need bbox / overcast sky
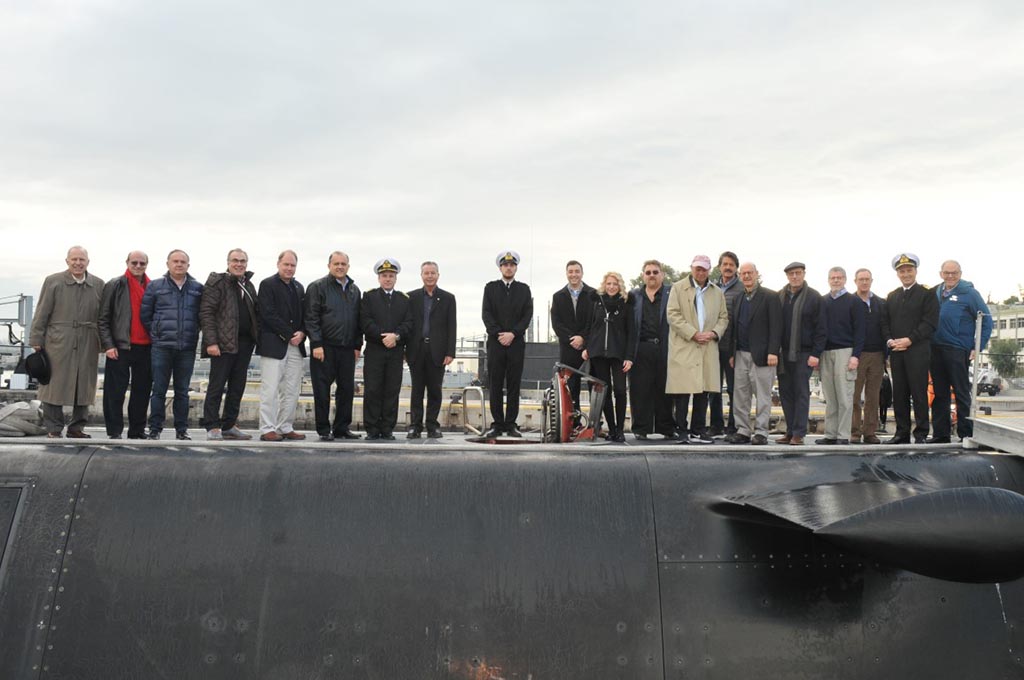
[2,0,1022,339]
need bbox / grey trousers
[733,351,776,437]
[42,402,90,435]
[820,347,855,439]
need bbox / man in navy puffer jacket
[140,249,204,440]
[929,260,992,442]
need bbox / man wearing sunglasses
[98,251,152,439]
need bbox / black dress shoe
[107,434,122,439]
[426,429,443,439]
[751,434,768,445]
[337,430,361,439]
[611,431,626,443]
[725,433,750,444]
[817,438,838,445]
[175,431,191,441]
[884,436,910,444]
[319,433,335,442]
[914,437,927,444]
[925,435,951,444]
[483,427,503,438]
[633,433,649,440]
[365,433,381,441]
[835,439,850,445]
[406,428,422,439]
[380,433,395,441]
[506,426,523,438]
[146,430,161,440]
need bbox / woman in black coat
[582,272,635,442]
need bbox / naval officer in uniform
[880,253,939,444]
[482,250,533,438]
[360,258,413,440]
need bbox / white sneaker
[207,429,223,440]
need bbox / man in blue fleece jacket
[929,260,993,443]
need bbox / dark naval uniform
[881,280,939,443]
[481,278,533,434]
[361,286,413,439]
[407,286,457,437]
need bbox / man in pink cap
[666,254,730,444]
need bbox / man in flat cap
[881,253,939,444]
[666,254,729,444]
[406,261,457,439]
[30,246,104,438]
[305,251,363,441]
[481,250,533,437]
[777,262,825,446]
[361,258,413,440]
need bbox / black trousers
[201,340,255,431]
[102,344,152,438]
[590,356,627,435]
[487,339,525,431]
[891,345,931,440]
[673,392,710,435]
[779,353,814,437]
[363,346,404,437]
[629,341,674,435]
[311,344,356,436]
[409,346,445,431]
[708,349,735,432]
[930,344,972,439]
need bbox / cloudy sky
[2,0,1022,339]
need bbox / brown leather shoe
[259,432,283,442]
[850,436,861,443]
[789,436,805,446]
[66,430,92,439]
[775,435,792,444]
[863,435,881,444]
[281,431,306,440]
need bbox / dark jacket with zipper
[304,275,363,349]
[584,292,635,361]
[98,273,148,351]
[199,271,259,356]
[140,272,204,351]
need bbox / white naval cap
[374,258,401,274]
[496,250,521,266]
[891,253,920,269]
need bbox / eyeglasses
[940,270,961,276]
[643,270,660,276]
[229,258,248,264]
[129,261,148,266]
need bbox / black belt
[640,338,660,344]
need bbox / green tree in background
[988,338,1020,378]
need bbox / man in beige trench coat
[666,254,730,444]
[30,246,104,438]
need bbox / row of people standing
[31,246,457,441]
[548,252,992,445]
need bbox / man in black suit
[256,250,307,441]
[725,262,782,445]
[550,260,595,419]
[880,253,939,444]
[361,258,413,441]
[406,261,457,439]
[482,250,533,438]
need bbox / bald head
[738,262,758,292]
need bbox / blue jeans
[149,346,196,433]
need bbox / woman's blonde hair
[597,271,628,301]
